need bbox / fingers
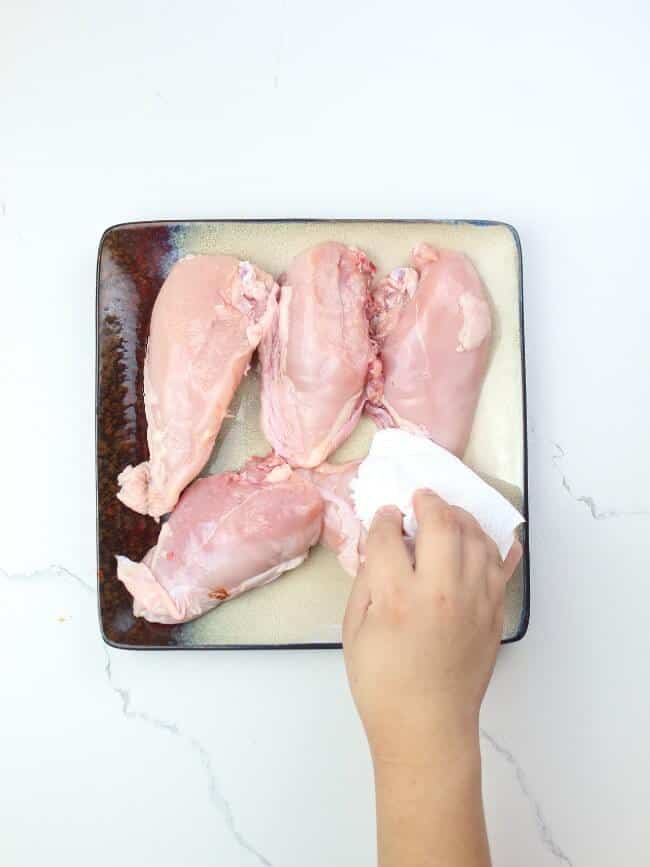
[443,505,499,565]
[412,490,461,580]
[449,507,502,593]
[459,530,489,589]
[364,491,523,623]
[487,537,523,603]
[413,491,508,597]
[502,538,523,582]
[363,506,412,585]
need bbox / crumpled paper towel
[350,429,524,559]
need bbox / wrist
[370,714,481,774]
[372,722,488,867]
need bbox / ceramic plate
[96,220,529,649]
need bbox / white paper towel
[350,429,524,559]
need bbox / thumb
[502,539,523,582]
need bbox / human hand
[343,489,522,767]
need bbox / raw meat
[116,455,324,624]
[259,242,380,468]
[367,244,492,457]
[299,461,365,577]
[117,254,279,518]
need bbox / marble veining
[2,544,574,867]
[480,729,573,866]
[550,441,650,521]
[0,434,645,866]
[1,564,273,867]
[4,5,650,861]
[103,653,274,867]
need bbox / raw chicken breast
[117,255,279,518]
[116,456,324,624]
[299,461,365,577]
[367,244,492,457]
[260,242,380,468]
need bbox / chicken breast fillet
[116,455,324,624]
[367,244,492,457]
[298,461,365,577]
[117,254,279,518]
[259,242,379,468]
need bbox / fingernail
[376,504,401,516]
[413,487,435,498]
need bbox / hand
[343,489,522,767]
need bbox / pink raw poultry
[299,461,365,577]
[117,254,278,519]
[367,244,492,457]
[116,456,324,624]
[260,242,380,468]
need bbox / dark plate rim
[96,218,530,650]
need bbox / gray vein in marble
[0,563,95,593]
[481,728,573,866]
[551,442,650,520]
[0,564,272,867]
[104,653,272,866]
[103,653,273,866]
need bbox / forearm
[373,729,490,867]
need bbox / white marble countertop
[2,1,650,864]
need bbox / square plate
[96,220,529,649]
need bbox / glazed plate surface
[96,220,529,649]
